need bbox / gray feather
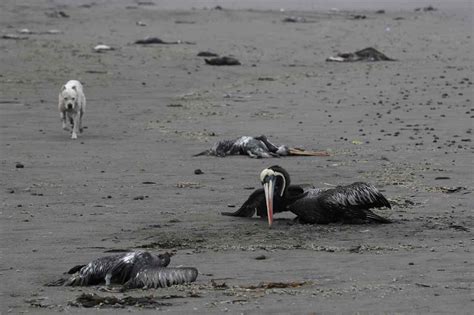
[124,267,198,289]
[62,251,172,286]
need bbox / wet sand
[1,1,472,313]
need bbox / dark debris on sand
[282,16,312,23]
[240,281,310,290]
[197,51,219,57]
[69,293,172,308]
[135,37,195,45]
[205,56,241,66]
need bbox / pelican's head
[260,165,290,227]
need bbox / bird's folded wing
[321,182,391,210]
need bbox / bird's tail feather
[366,211,392,223]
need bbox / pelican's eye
[260,168,275,183]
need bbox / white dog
[58,80,86,139]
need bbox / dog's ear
[62,85,66,91]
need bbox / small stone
[255,255,267,260]
[194,169,204,175]
[15,163,24,168]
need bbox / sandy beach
[1,0,472,313]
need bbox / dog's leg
[71,113,79,139]
[60,111,68,130]
[78,110,83,133]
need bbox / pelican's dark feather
[289,182,391,224]
[67,264,86,274]
[124,267,198,289]
[105,251,170,285]
[221,188,265,217]
[222,185,307,218]
[319,182,390,209]
[59,251,174,287]
[66,254,125,286]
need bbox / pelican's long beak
[263,176,275,227]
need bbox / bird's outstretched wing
[124,267,198,289]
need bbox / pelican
[47,251,198,289]
[223,165,391,226]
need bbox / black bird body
[48,251,198,289]
[223,166,391,225]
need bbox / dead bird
[326,47,395,62]
[46,251,198,289]
[197,51,219,57]
[194,135,329,158]
[282,16,309,23]
[204,56,241,66]
[134,37,195,45]
[223,165,391,226]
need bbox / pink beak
[263,179,275,227]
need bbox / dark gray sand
[1,1,473,313]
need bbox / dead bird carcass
[47,251,198,289]
[326,47,395,62]
[194,135,329,158]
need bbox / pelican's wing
[354,47,396,61]
[124,267,198,289]
[65,254,125,286]
[45,264,87,286]
[316,182,391,223]
[221,188,265,217]
[106,251,170,285]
